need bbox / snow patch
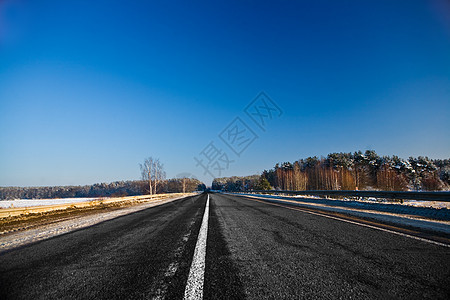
[0,198,99,208]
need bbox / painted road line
[244,195,450,248]
[184,194,210,300]
[152,218,197,300]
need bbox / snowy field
[0,198,99,208]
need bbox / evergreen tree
[256,176,272,190]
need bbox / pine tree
[256,176,272,190]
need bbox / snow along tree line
[212,150,449,192]
[0,178,205,200]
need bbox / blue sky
[1,0,449,187]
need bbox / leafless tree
[140,157,166,195]
[182,177,186,193]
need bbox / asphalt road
[1,192,449,299]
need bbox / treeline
[0,178,206,200]
[212,151,450,192]
[211,175,262,191]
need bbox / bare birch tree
[140,157,166,195]
[152,159,166,194]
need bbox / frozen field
[0,198,99,208]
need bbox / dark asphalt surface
[0,194,207,299]
[1,192,449,299]
[212,193,450,299]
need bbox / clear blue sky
[1,0,449,187]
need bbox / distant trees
[0,181,146,200]
[165,177,203,193]
[211,150,449,192]
[212,175,260,192]
[140,157,166,195]
[197,183,207,191]
[0,157,207,200]
[3,151,447,199]
[261,151,448,191]
[0,178,205,200]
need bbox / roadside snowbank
[0,194,192,253]
[232,193,450,221]
[226,192,450,235]
[0,198,99,208]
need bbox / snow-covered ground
[0,194,190,253]
[391,200,450,209]
[290,195,450,209]
[0,198,99,208]
[225,192,450,237]
[242,193,450,210]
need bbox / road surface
[1,192,449,299]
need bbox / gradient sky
[1,0,449,187]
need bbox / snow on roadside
[0,198,99,208]
[0,194,190,253]
[331,197,450,210]
[392,200,450,209]
[227,193,450,235]
[230,193,450,221]
[257,193,449,210]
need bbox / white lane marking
[184,194,210,300]
[241,195,450,248]
[152,214,198,300]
